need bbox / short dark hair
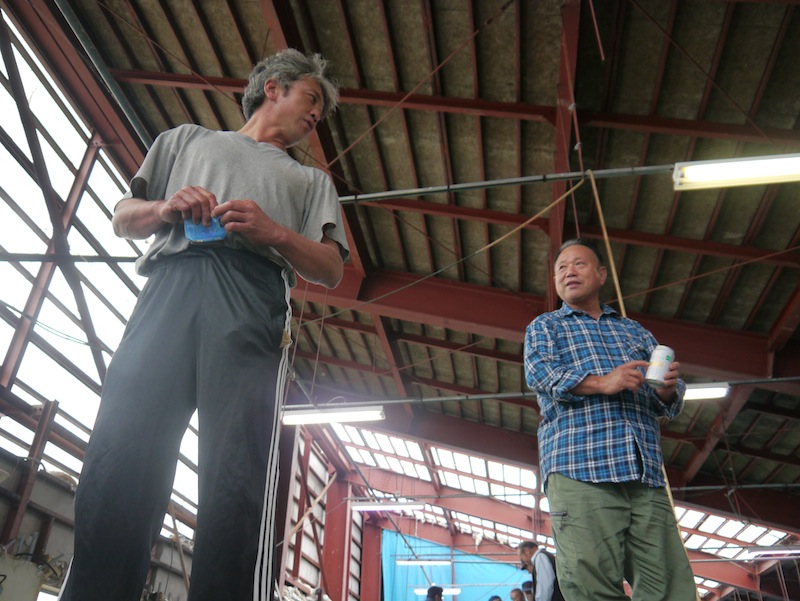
[426,585,444,598]
[522,580,534,591]
[554,238,604,266]
[518,540,537,552]
[489,596,502,601]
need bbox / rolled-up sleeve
[524,319,586,403]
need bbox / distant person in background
[521,580,534,601]
[518,541,563,601]
[524,238,697,601]
[489,596,502,601]
[510,588,525,601]
[425,585,444,601]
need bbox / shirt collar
[557,302,619,318]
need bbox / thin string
[590,172,701,601]
[283,471,338,542]
[308,287,330,398]
[324,0,515,171]
[300,178,586,328]
[587,170,625,316]
[628,0,783,150]
[94,1,240,106]
[614,245,800,305]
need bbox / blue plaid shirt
[524,303,685,489]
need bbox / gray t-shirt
[125,124,349,285]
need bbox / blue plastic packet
[184,216,226,244]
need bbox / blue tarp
[381,530,529,600]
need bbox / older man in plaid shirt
[524,239,697,601]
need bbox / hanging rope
[588,171,701,601]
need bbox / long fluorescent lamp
[745,545,800,558]
[684,383,730,401]
[281,405,385,425]
[351,500,425,512]
[673,153,800,190]
[397,559,452,566]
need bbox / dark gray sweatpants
[59,248,291,601]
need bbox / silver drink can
[645,345,675,387]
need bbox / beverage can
[645,345,675,387]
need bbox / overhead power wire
[299,178,586,329]
[284,376,800,412]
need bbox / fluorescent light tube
[684,383,730,401]
[746,545,800,557]
[397,559,452,566]
[281,405,385,425]
[673,153,800,190]
[351,500,425,512]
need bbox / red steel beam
[682,479,800,535]
[370,515,517,560]
[3,0,144,177]
[682,386,755,482]
[295,267,797,385]
[395,332,522,365]
[340,466,545,536]
[360,520,383,601]
[0,138,101,387]
[320,478,353,601]
[106,68,800,146]
[345,198,800,269]
[580,109,800,146]
[375,405,539,469]
[290,431,314,580]
[0,399,58,544]
[768,285,800,352]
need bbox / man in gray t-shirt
[60,49,349,601]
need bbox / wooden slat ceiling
[3,1,799,598]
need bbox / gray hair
[554,238,604,266]
[241,48,339,121]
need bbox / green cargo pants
[547,473,698,601]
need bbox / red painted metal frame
[106,68,800,146]
[320,477,354,601]
[0,399,58,544]
[360,520,382,601]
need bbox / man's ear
[263,78,280,101]
[599,265,608,285]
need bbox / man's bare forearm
[112,198,174,239]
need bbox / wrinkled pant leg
[183,250,291,601]
[59,263,198,601]
[625,484,698,601]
